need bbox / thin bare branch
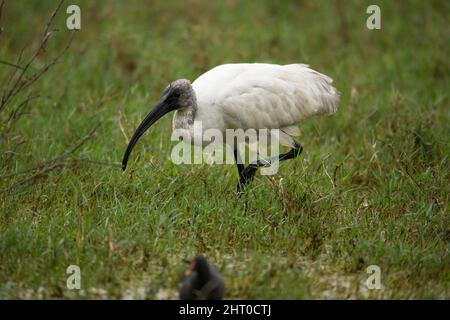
[3,46,26,89]
[42,0,65,40]
[0,93,40,136]
[0,123,102,193]
[0,155,120,180]
[70,157,122,168]
[12,32,75,97]
[0,163,65,195]
[0,0,66,112]
[66,122,101,155]
[0,60,25,70]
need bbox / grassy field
[0,0,449,299]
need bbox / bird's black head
[188,255,210,277]
[163,79,195,110]
[121,79,194,171]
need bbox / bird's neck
[173,104,197,130]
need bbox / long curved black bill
[122,99,172,171]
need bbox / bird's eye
[160,84,172,98]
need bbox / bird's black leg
[234,149,254,193]
[240,140,303,179]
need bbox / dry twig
[0,0,72,130]
[0,123,120,195]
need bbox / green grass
[0,0,449,299]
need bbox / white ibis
[179,256,225,300]
[122,63,339,192]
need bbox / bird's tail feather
[288,64,340,116]
[310,70,340,116]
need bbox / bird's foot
[236,165,258,195]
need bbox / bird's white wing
[193,63,339,132]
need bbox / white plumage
[175,63,339,147]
